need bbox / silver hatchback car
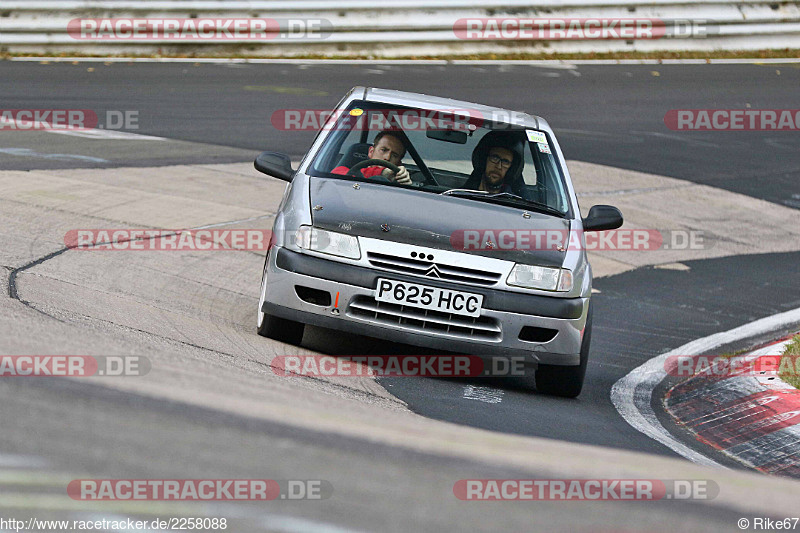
[255,87,622,397]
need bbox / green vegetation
[779,335,800,390]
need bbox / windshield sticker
[526,130,547,144]
[349,108,364,116]
[537,142,552,154]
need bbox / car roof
[358,87,551,132]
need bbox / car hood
[310,177,568,267]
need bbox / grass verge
[779,335,800,390]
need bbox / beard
[484,173,504,191]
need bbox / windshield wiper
[442,189,565,217]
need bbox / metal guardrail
[0,0,797,8]
[1,1,799,56]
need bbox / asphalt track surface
[4,61,800,208]
[2,61,800,531]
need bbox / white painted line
[450,60,578,69]
[749,338,792,357]
[265,516,366,533]
[707,58,800,64]
[0,114,165,141]
[191,214,276,231]
[755,374,795,390]
[0,147,109,163]
[0,453,48,468]
[611,306,800,467]
[462,385,503,404]
[48,129,167,141]
[10,56,451,65]
[653,263,691,271]
[12,57,256,63]
[748,339,795,390]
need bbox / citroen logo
[381,224,390,232]
[425,265,441,278]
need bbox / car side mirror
[254,151,294,182]
[582,205,623,232]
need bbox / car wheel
[535,301,592,398]
[257,252,305,345]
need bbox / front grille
[347,295,501,341]
[366,251,502,287]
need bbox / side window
[331,128,368,170]
[521,141,569,213]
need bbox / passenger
[464,131,525,193]
[331,130,412,184]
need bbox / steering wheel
[347,158,399,182]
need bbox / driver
[331,131,412,185]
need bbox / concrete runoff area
[2,159,800,525]
[568,160,800,278]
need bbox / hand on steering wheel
[346,158,399,183]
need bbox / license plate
[374,278,483,318]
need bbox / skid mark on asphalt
[462,385,503,404]
[784,194,800,209]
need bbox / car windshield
[307,100,572,217]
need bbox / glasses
[487,154,512,168]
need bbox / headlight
[507,264,573,292]
[295,226,361,260]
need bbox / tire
[535,301,593,398]
[257,252,305,345]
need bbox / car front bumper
[262,247,589,366]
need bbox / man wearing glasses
[464,130,525,194]
[479,148,516,193]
